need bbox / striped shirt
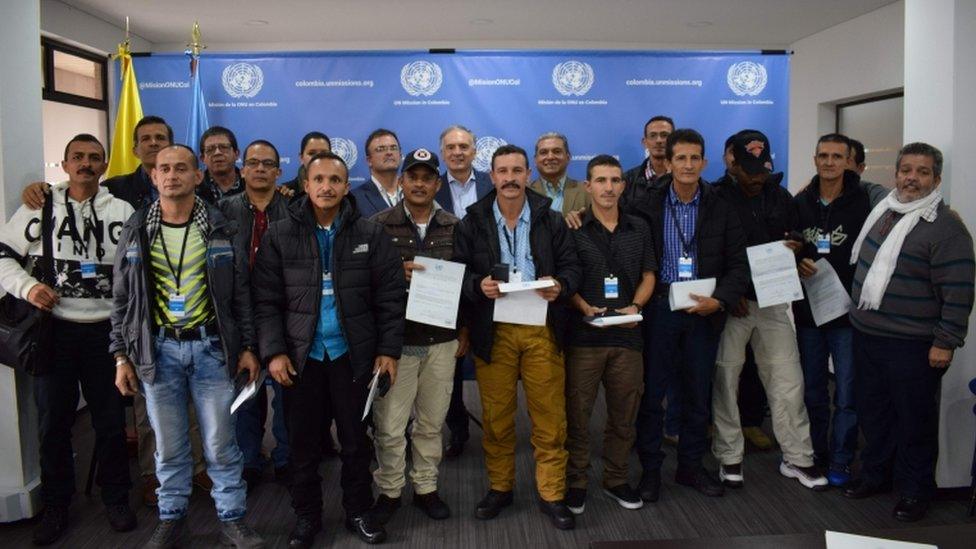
[659,185,700,283]
[150,221,214,329]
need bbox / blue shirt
[448,171,479,219]
[309,224,349,362]
[541,176,567,213]
[660,185,700,283]
[492,199,535,280]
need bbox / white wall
[788,1,904,191]
[40,0,152,55]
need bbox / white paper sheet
[801,259,852,326]
[362,370,381,421]
[230,370,267,414]
[498,279,556,293]
[669,278,717,311]
[747,241,804,308]
[405,256,465,329]
[825,531,936,549]
[586,313,643,327]
[493,287,548,326]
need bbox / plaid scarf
[146,196,211,242]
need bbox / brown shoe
[193,471,213,493]
[142,474,159,507]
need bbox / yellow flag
[105,48,144,178]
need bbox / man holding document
[454,144,581,530]
[563,155,657,514]
[252,152,405,546]
[369,149,467,524]
[709,130,826,491]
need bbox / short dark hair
[586,154,622,180]
[643,115,675,137]
[63,133,105,161]
[306,151,349,180]
[490,144,530,171]
[199,126,238,154]
[244,139,280,166]
[365,128,399,156]
[848,138,866,165]
[816,133,851,154]
[896,142,943,178]
[665,129,705,161]
[157,144,199,168]
[133,115,173,144]
[300,131,332,155]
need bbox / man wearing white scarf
[845,143,974,522]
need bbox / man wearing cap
[369,149,467,525]
[710,130,827,491]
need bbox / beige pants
[712,301,814,467]
[134,392,206,476]
[372,339,458,497]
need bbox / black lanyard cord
[64,188,104,261]
[666,200,695,257]
[159,224,191,290]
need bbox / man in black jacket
[453,144,581,530]
[103,115,173,208]
[197,126,245,205]
[710,130,826,492]
[627,129,749,502]
[622,114,673,206]
[281,131,332,195]
[252,152,405,547]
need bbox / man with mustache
[454,144,581,530]
[529,132,589,215]
[252,152,405,547]
[563,155,657,515]
[197,126,245,204]
[0,134,136,545]
[352,128,403,218]
[369,149,468,525]
[623,115,674,204]
[434,124,493,459]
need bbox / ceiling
[60,0,898,51]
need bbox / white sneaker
[719,463,744,487]
[779,461,828,491]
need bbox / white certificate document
[405,256,465,329]
[498,279,555,293]
[747,241,804,308]
[669,278,717,311]
[362,370,381,421]
[586,314,643,327]
[801,259,852,326]
[493,288,548,326]
[825,531,936,549]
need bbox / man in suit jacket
[529,132,589,215]
[434,125,493,459]
[350,128,402,218]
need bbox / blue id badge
[168,293,186,318]
[322,272,334,296]
[80,260,97,279]
[678,256,694,280]
[817,233,831,254]
[604,276,619,299]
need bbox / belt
[158,322,218,341]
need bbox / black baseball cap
[732,130,774,175]
[401,148,440,173]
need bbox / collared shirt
[492,198,535,280]
[448,171,478,219]
[309,224,349,362]
[644,160,664,183]
[371,175,401,208]
[541,175,567,213]
[660,184,700,283]
[404,202,440,241]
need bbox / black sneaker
[288,515,321,549]
[345,513,387,544]
[371,494,401,525]
[638,470,662,503]
[219,519,266,548]
[603,484,644,510]
[144,517,186,549]
[413,490,450,520]
[565,488,586,515]
[32,505,68,546]
[105,503,137,532]
[474,489,513,520]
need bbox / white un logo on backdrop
[473,136,507,173]
[726,61,768,96]
[400,61,443,96]
[221,63,264,98]
[552,60,594,96]
[331,138,358,170]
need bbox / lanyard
[666,199,695,257]
[63,188,104,261]
[159,224,191,289]
[502,223,518,267]
[818,200,833,233]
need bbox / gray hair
[439,125,476,146]
[896,142,943,178]
[535,132,570,155]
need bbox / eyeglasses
[204,143,233,155]
[244,159,278,168]
[372,145,400,154]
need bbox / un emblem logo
[727,61,768,96]
[473,136,507,173]
[400,61,443,96]
[221,63,264,99]
[331,138,358,170]
[552,60,594,97]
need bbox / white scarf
[849,187,942,310]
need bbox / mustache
[501,182,520,189]
[77,168,95,175]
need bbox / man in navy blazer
[435,125,493,458]
[350,128,403,218]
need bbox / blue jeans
[797,326,857,467]
[142,334,246,521]
[236,378,290,470]
[636,296,720,473]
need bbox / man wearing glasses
[198,126,245,205]
[352,128,403,218]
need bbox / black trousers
[34,318,130,507]
[444,355,470,441]
[738,347,768,428]
[284,355,372,518]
